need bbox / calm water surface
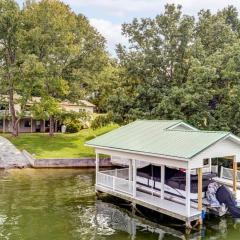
[0,169,239,240]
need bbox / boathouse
[86,120,240,226]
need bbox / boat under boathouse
[86,120,240,227]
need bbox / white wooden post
[209,158,212,173]
[220,166,223,178]
[129,159,133,181]
[96,153,99,185]
[186,168,191,217]
[129,159,133,192]
[133,159,136,198]
[161,165,165,200]
[233,155,237,196]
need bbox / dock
[96,167,201,225]
[86,120,240,227]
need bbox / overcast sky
[16,0,240,55]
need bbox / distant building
[0,95,96,133]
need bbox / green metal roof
[86,120,230,159]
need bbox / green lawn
[1,124,119,159]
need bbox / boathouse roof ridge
[86,120,238,160]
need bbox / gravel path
[0,136,30,168]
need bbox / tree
[21,0,109,135]
[110,4,195,123]
[109,4,240,135]
[0,0,44,136]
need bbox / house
[0,95,95,133]
[86,120,240,227]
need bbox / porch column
[133,159,136,198]
[96,153,100,185]
[186,168,191,217]
[233,155,237,196]
[198,167,203,223]
[161,165,165,200]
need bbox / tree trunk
[9,89,19,137]
[11,119,19,137]
[49,116,54,136]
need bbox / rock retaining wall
[34,158,112,168]
[0,137,31,169]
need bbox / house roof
[79,100,96,107]
[86,120,233,159]
[60,100,95,107]
[0,94,95,108]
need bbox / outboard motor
[216,186,240,218]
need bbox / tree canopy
[0,0,112,136]
[108,4,240,135]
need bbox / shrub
[65,119,82,133]
[91,114,112,130]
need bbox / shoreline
[33,157,112,168]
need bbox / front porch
[0,117,61,133]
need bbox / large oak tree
[0,0,110,136]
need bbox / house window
[0,120,3,128]
[24,120,31,128]
[79,109,86,113]
[203,159,209,166]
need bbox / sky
[16,0,240,55]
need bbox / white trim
[191,137,240,166]
[228,134,240,144]
[89,145,189,162]
[167,122,198,131]
[96,148,189,169]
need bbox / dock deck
[96,169,201,223]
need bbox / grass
[1,124,119,159]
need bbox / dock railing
[220,166,240,181]
[97,168,133,195]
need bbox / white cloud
[66,0,165,16]
[65,0,240,17]
[90,18,128,55]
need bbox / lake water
[0,169,239,240]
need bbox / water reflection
[95,201,186,239]
[0,169,238,240]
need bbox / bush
[91,114,112,130]
[65,119,82,133]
